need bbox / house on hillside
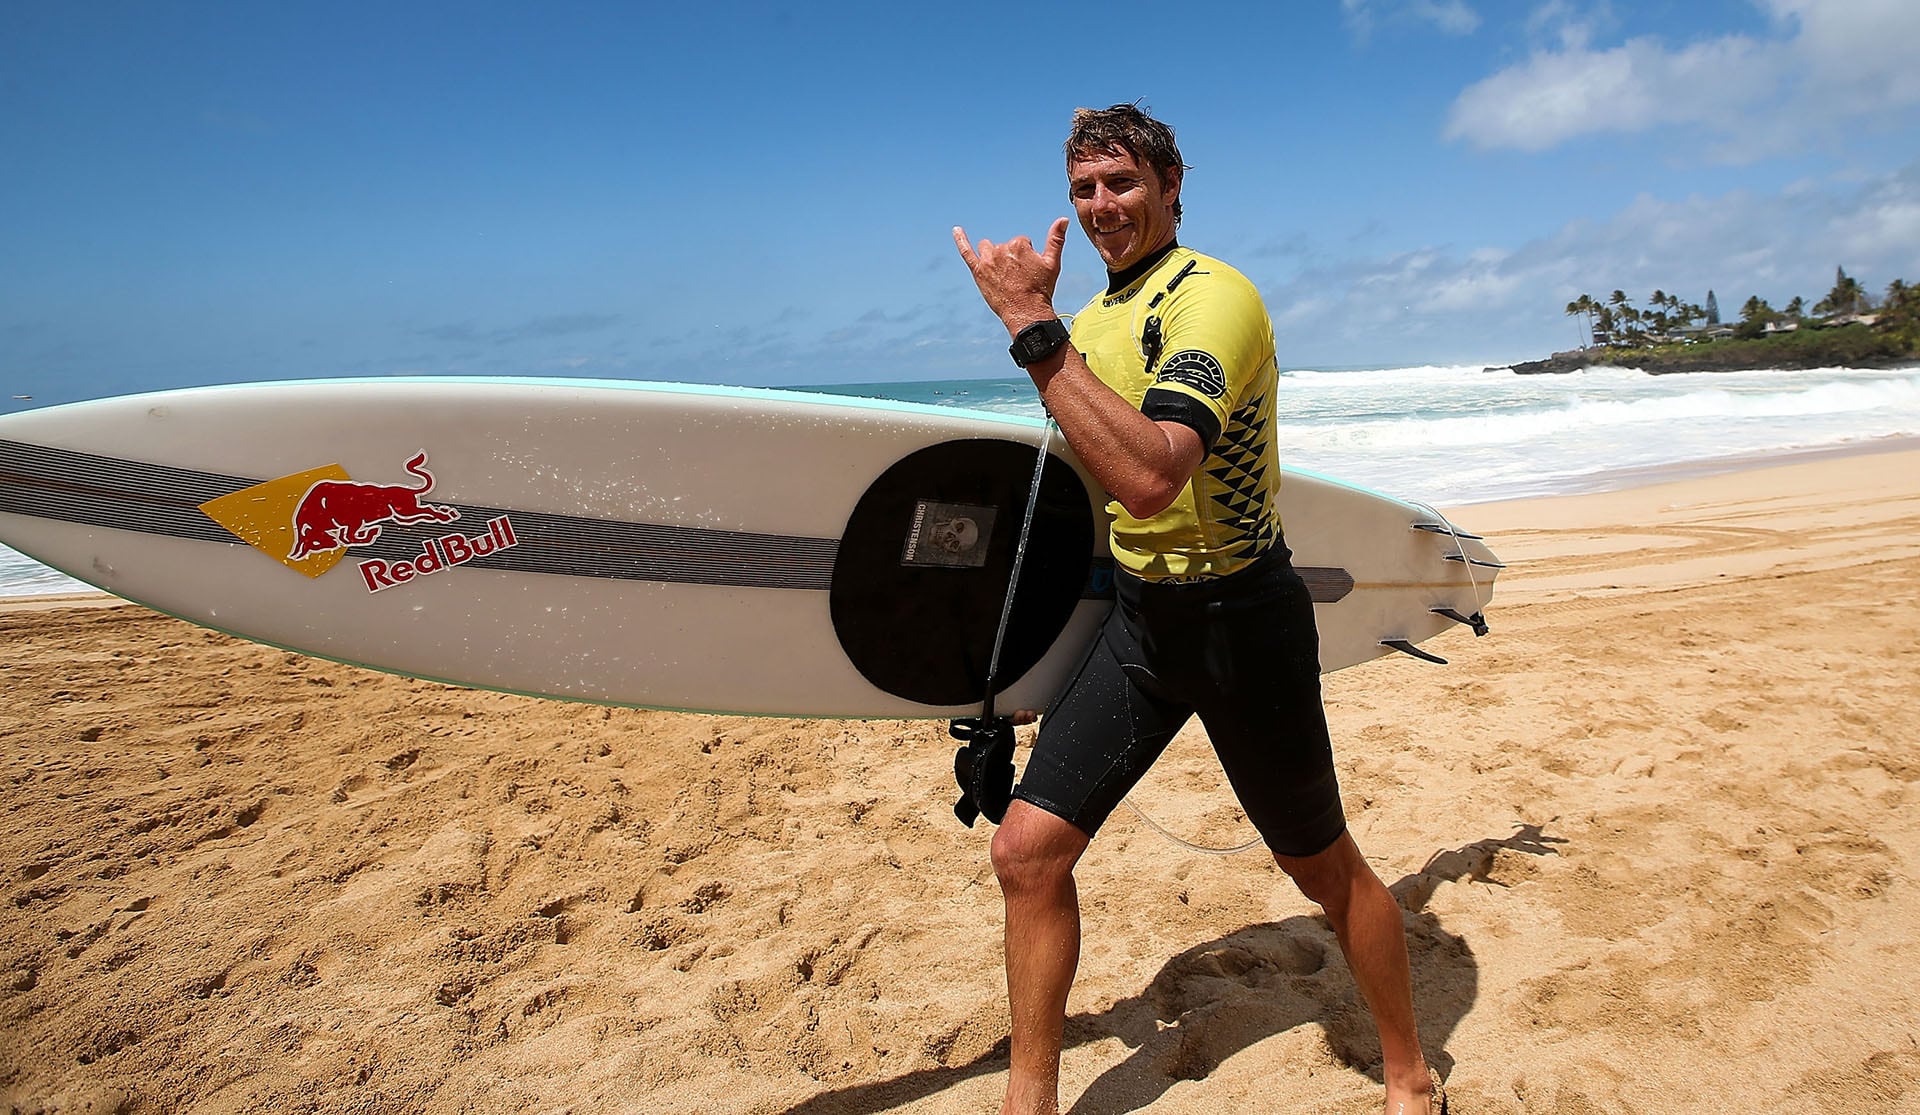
[1666,323,1736,342]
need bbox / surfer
[953,104,1444,1115]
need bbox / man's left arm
[1136,274,1271,458]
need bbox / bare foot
[1385,1069,1445,1115]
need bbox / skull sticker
[901,500,999,568]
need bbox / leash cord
[980,419,1056,718]
[1119,795,1265,856]
[993,418,1263,857]
[1411,500,1483,601]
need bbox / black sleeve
[1142,387,1222,454]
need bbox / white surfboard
[0,378,1500,717]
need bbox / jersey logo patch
[1157,350,1227,399]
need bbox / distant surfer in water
[953,104,1444,1115]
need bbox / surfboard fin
[1381,639,1449,665]
[1413,522,1484,540]
[950,717,1018,828]
[1443,553,1507,569]
[1431,607,1490,636]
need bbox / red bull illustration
[287,451,460,561]
[199,449,523,591]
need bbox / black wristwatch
[1008,318,1070,368]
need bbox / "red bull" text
[360,516,519,593]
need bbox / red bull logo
[360,516,518,593]
[287,451,459,560]
[198,449,522,592]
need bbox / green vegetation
[1524,322,1911,375]
[1563,288,1709,346]
[1517,266,1920,375]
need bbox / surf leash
[951,418,1056,828]
[1118,796,1264,856]
[949,422,1265,855]
[1117,505,1496,857]
[1112,648,1264,856]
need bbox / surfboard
[0,378,1500,717]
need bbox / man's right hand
[952,217,1070,337]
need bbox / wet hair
[1064,102,1187,225]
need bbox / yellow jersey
[1068,245,1281,581]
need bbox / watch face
[1012,320,1066,366]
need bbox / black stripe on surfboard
[0,438,252,546]
[0,437,1354,603]
[0,437,842,591]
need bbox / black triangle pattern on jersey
[1203,392,1276,558]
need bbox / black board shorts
[1015,548,1347,857]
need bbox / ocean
[4,361,1917,597]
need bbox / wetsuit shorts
[1014,548,1347,857]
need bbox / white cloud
[1446,0,1920,152]
[1418,259,1523,312]
[1524,0,1607,50]
[1262,163,1920,364]
[1411,0,1480,35]
[1827,177,1920,265]
[1766,0,1920,110]
[1444,34,1771,150]
[1343,0,1481,41]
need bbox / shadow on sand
[776,823,1564,1115]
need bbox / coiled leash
[951,418,1056,827]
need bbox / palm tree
[1646,289,1674,337]
[1624,304,1649,345]
[1603,290,1636,344]
[1737,295,1776,338]
[1815,266,1868,318]
[1882,279,1918,343]
[1564,293,1599,347]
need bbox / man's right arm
[952,220,1205,519]
[1019,345,1205,520]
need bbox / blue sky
[3,0,1918,406]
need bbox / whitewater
[3,362,1916,596]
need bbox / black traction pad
[829,439,1094,707]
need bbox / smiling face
[1068,147,1182,272]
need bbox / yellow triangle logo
[200,465,351,578]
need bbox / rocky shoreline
[1496,350,1918,375]
[1492,325,1918,375]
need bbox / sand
[3,448,1918,1114]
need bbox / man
[952,104,1444,1115]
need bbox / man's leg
[990,800,1093,1115]
[1275,831,1438,1115]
